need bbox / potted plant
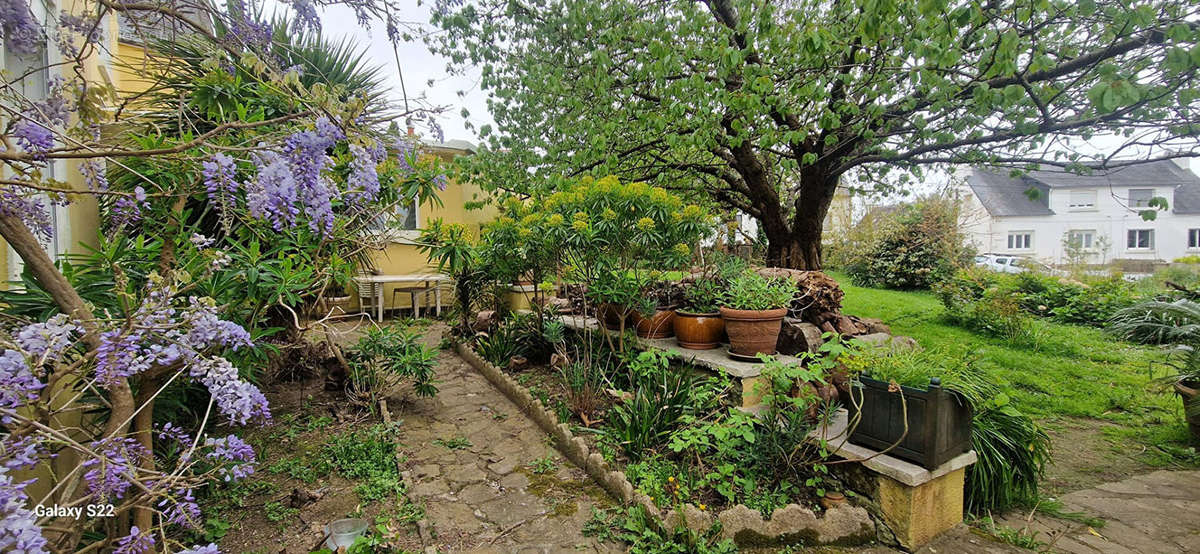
[587,269,641,331]
[630,282,677,339]
[841,349,975,469]
[317,279,354,316]
[1111,299,1200,443]
[719,270,795,358]
[675,278,725,349]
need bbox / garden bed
[456,342,878,548]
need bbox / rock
[834,315,864,336]
[891,335,919,352]
[777,318,824,355]
[289,487,322,508]
[718,504,770,543]
[860,317,891,335]
[663,504,714,533]
[856,332,893,348]
[474,310,496,332]
[812,505,875,545]
[545,296,574,314]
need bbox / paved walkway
[994,469,1200,553]
[391,347,618,553]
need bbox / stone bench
[559,314,976,549]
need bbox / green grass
[829,272,1193,459]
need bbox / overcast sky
[316,3,493,145]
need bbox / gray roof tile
[969,160,1200,215]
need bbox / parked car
[974,254,1062,275]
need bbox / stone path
[391,347,619,553]
[994,469,1200,553]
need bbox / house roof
[967,170,1053,217]
[420,139,477,154]
[968,160,1200,216]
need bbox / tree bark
[755,168,838,270]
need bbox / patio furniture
[352,273,449,321]
[355,281,383,319]
[392,282,439,318]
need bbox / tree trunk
[760,173,837,270]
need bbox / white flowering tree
[0,0,445,550]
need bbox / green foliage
[418,219,491,335]
[1174,255,1200,264]
[432,0,1200,269]
[432,436,472,450]
[602,352,714,461]
[844,198,970,290]
[475,320,527,367]
[720,270,795,311]
[529,455,560,475]
[936,267,1143,332]
[348,325,438,406]
[583,506,737,554]
[324,424,408,503]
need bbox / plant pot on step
[720,307,788,357]
[1175,380,1200,444]
[631,307,677,339]
[846,376,973,469]
[674,311,725,349]
[318,295,354,316]
[597,303,630,331]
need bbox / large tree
[432,0,1200,269]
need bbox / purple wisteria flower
[0,467,47,553]
[201,153,238,202]
[190,233,215,249]
[204,435,255,482]
[81,437,148,502]
[0,0,42,55]
[159,487,201,528]
[12,119,53,155]
[1,435,42,471]
[291,0,320,34]
[80,159,108,191]
[0,350,43,423]
[155,422,191,445]
[30,77,72,127]
[178,544,220,554]
[94,330,151,386]
[16,314,80,358]
[0,188,51,239]
[113,526,154,554]
[247,150,299,230]
[56,12,103,57]
[189,357,270,426]
[345,144,381,205]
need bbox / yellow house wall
[360,151,496,313]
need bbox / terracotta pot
[820,491,847,510]
[631,307,677,339]
[1176,380,1200,444]
[318,295,354,316]
[597,303,630,330]
[673,311,725,350]
[720,307,787,357]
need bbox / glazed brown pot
[631,307,677,339]
[720,307,788,357]
[673,311,725,350]
[1176,380,1200,443]
[597,303,630,330]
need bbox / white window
[1188,229,1200,249]
[1068,190,1097,211]
[1067,230,1095,250]
[1127,229,1154,250]
[1007,232,1032,250]
[368,197,419,235]
[1129,188,1155,208]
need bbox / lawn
[829,271,1199,493]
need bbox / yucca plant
[965,398,1051,514]
[1110,299,1200,438]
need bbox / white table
[352,273,449,321]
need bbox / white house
[957,160,1200,265]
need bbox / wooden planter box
[846,377,973,470]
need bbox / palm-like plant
[1111,299,1200,426]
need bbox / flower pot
[597,303,630,330]
[1175,380,1200,444]
[674,311,725,350]
[846,377,973,469]
[631,307,677,339]
[720,307,787,357]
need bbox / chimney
[406,117,415,136]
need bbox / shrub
[1174,255,1200,264]
[347,325,438,407]
[844,196,971,290]
[936,268,1143,330]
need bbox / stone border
[455,342,874,547]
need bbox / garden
[5,0,1200,552]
